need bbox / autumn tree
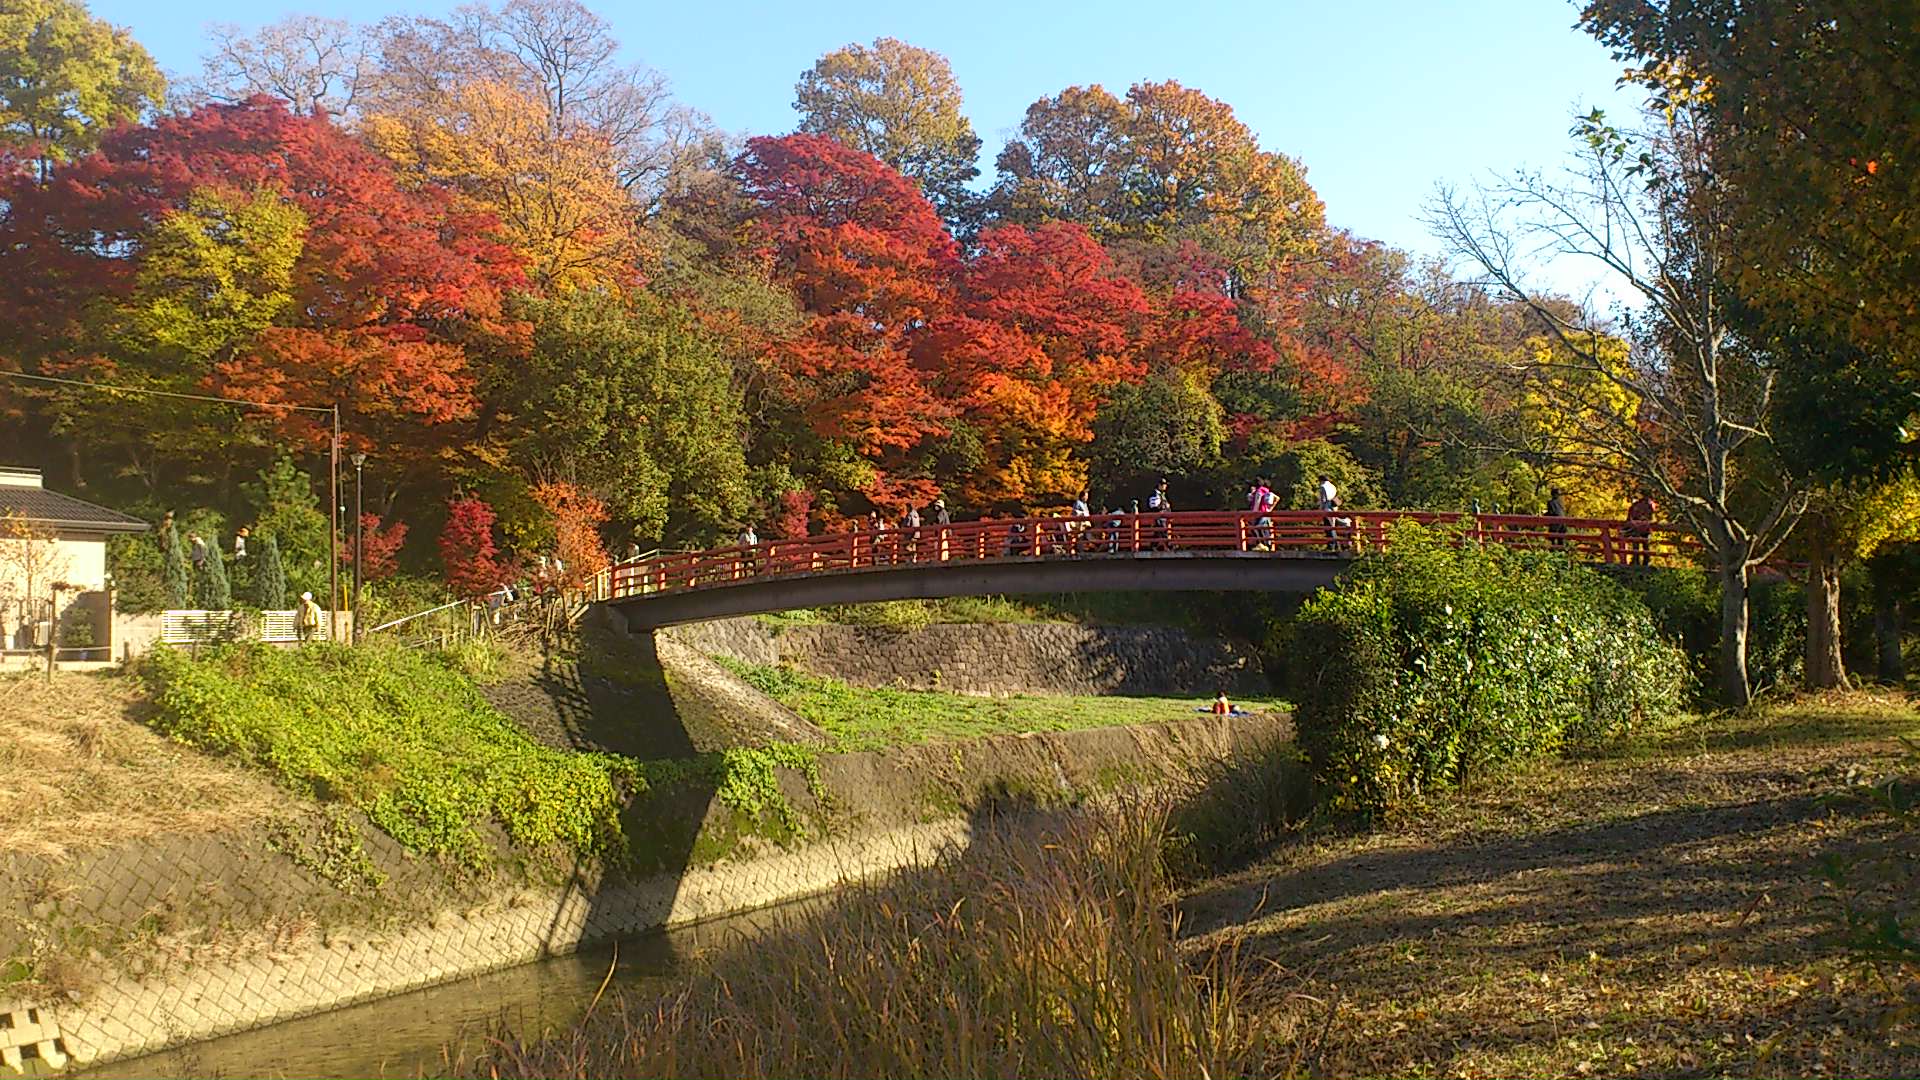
[794,38,981,228]
[1432,105,1803,706]
[735,133,958,513]
[532,480,608,585]
[367,0,699,200]
[440,496,506,597]
[0,0,164,172]
[1579,0,1920,372]
[364,77,640,290]
[922,222,1148,506]
[342,514,408,582]
[991,81,1324,292]
[0,99,527,483]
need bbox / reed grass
[461,800,1275,1079]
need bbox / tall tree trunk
[1804,547,1849,690]
[1874,590,1905,684]
[1719,561,1753,707]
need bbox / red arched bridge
[597,510,1695,630]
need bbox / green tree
[195,531,232,610]
[246,454,329,599]
[251,532,288,609]
[516,291,750,546]
[160,521,190,608]
[794,37,981,229]
[0,0,164,171]
[1089,368,1225,500]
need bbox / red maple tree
[736,134,958,509]
[440,496,507,598]
[4,99,527,470]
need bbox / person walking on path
[1545,488,1568,547]
[296,591,324,643]
[903,504,922,561]
[1070,490,1091,553]
[1318,475,1342,551]
[1626,491,1657,565]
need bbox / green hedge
[140,643,637,862]
[1289,524,1689,813]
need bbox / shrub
[461,802,1264,1080]
[139,643,635,862]
[107,533,169,613]
[1290,523,1689,814]
[251,534,288,609]
[1612,567,1808,694]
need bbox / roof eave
[12,518,151,535]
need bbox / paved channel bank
[0,712,1285,1074]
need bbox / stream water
[76,899,815,1080]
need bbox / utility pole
[329,406,341,643]
[350,451,366,643]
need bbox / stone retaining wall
[0,713,1285,1074]
[665,618,1269,697]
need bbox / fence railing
[604,510,1699,602]
[157,609,329,645]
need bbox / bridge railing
[605,510,1698,601]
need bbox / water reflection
[80,897,820,1080]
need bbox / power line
[0,369,336,415]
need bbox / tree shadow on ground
[1184,716,1920,1078]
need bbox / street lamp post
[350,451,366,643]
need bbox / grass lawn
[718,659,1285,752]
[1183,692,1920,1078]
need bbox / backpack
[1148,491,1165,511]
[1257,488,1277,513]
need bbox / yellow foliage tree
[1514,334,1641,516]
[364,79,640,292]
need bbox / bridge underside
[607,551,1351,630]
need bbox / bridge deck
[598,510,1694,629]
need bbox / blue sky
[91,0,1638,275]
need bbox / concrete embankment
[0,711,1284,1074]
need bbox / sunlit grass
[718,658,1286,751]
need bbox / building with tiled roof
[1,466,148,659]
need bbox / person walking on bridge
[1148,479,1172,550]
[1248,477,1277,550]
[1626,491,1657,565]
[1318,475,1341,551]
[1545,488,1568,548]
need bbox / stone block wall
[666,618,1269,697]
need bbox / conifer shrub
[1290,523,1688,814]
